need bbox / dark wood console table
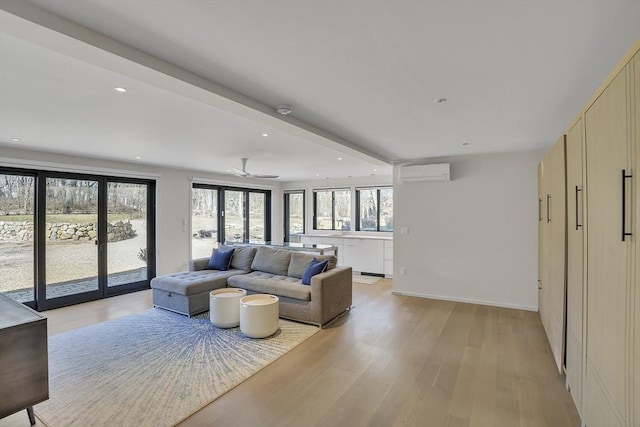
[0,294,49,425]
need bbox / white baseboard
[390,289,538,312]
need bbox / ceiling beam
[0,1,390,167]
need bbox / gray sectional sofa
[150,245,352,327]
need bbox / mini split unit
[399,163,451,182]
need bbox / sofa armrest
[189,257,210,272]
[310,266,352,323]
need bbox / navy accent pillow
[207,248,235,271]
[301,258,329,285]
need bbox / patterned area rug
[35,308,318,427]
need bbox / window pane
[0,174,35,302]
[225,190,245,242]
[288,193,304,236]
[380,188,393,231]
[249,192,265,243]
[359,189,378,231]
[192,187,218,258]
[45,177,99,298]
[334,190,351,231]
[315,191,333,230]
[107,182,148,287]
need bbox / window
[356,187,393,232]
[284,191,305,242]
[0,167,156,310]
[313,189,351,231]
[191,184,271,258]
[191,187,219,258]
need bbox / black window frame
[312,188,351,231]
[355,186,393,232]
[0,166,156,311]
[284,190,305,242]
[192,183,271,246]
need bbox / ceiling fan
[231,158,279,179]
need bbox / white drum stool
[239,294,280,338]
[209,288,247,328]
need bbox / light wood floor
[1,280,580,427]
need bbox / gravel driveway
[0,219,148,293]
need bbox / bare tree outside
[1,175,151,301]
[0,174,35,300]
[191,187,219,258]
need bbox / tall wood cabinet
[584,56,633,427]
[565,118,584,415]
[539,40,639,427]
[538,137,566,374]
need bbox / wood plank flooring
[0,280,580,427]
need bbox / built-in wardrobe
[538,39,639,427]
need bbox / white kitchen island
[299,234,393,277]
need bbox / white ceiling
[1,0,639,181]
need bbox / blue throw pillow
[301,258,329,285]
[207,248,235,271]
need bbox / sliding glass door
[0,172,36,304]
[224,190,245,243]
[0,167,155,311]
[106,181,151,291]
[191,184,271,258]
[44,177,100,300]
[284,191,304,242]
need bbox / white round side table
[209,288,247,328]
[239,294,280,338]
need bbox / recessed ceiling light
[114,87,127,93]
[435,98,447,104]
[135,156,141,160]
[11,137,21,142]
[337,157,343,161]
[373,168,377,172]
[261,133,269,137]
[315,173,320,177]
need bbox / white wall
[2,146,542,310]
[392,150,544,311]
[0,146,281,275]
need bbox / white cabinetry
[342,238,384,275]
[299,235,392,276]
[384,240,393,277]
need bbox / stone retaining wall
[0,220,137,243]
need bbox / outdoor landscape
[0,174,148,302]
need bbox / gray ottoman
[151,269,246,316]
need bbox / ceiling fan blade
[231,167,248,177]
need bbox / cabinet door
[538,137,566,374]
[565,118,584,414]
[343,239,384,274]
[633,50,640,427]
[584,65,630,426]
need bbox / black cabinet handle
[575,186,582,230]
[546,194,551,223]
[622,169,632,241]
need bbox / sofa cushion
[150,269,244,296]
[250,247,292,276]
[206,248,235,270]
[218,244,258,271]
[287,252,337,278]
[228,271,311,301]
[302,258,329,285]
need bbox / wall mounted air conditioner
[400,163,450,182]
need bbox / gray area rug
[35,308,318,427]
